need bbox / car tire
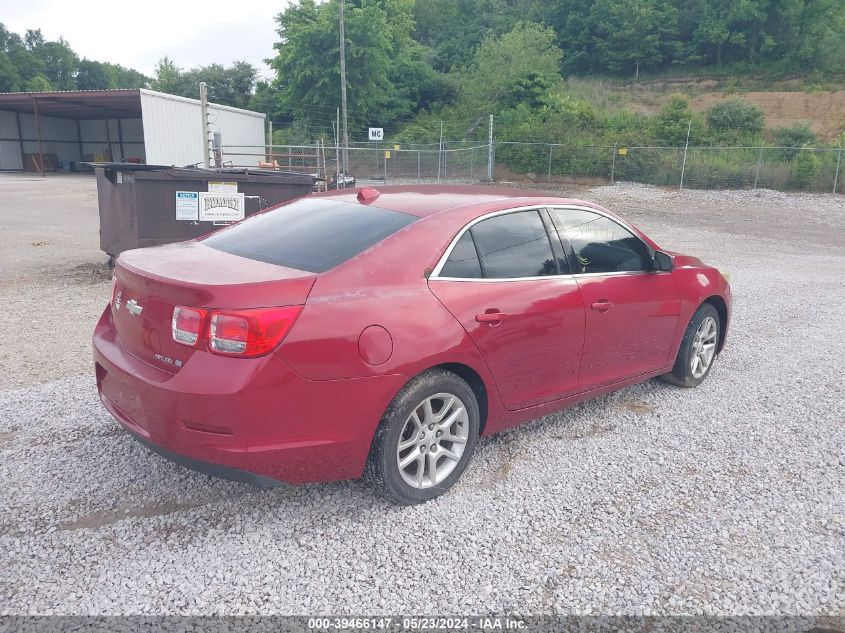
[365,369,480,505]
[661,303,721,388]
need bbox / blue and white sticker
[175,191,199,221]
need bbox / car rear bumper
[122,427,284,488]
[93,306,403,485]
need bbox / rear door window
[470,210,557,279]
[202,198,416,273]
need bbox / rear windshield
[202,198,417,273]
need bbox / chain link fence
[496,142,844,194]
[222,142,843,194]
[221,143,490,185]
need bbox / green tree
[151,55,187,94]
[591,0,681,75]
[412,0,542,73]
[227,61,258,108]
[0,50,20,92]
[102,63,149,89]
[705,99,765,139]
[76,59,110,90]
[25,75,52,91]
[791,147,821,187]
[1,25,45,90]
[459,22,563,112]
[773,123,817,157]
[269,0,423,133]
[30,37,78,89]
[653,96,703,146]
[531,0,597,73]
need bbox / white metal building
[0,89,266,172]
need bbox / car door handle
[475,311,508,323]
[591,300,615,312]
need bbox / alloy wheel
[396,393,469,489]
[690,315,718,379]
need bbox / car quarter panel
[93,306,405,483]
[274,213,502,399]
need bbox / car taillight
[172,306,208,347]
[209,306,302,357]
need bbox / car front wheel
[662,303,721,388]
[365,369,480,504]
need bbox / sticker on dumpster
[199,192,245,222]
[208,181,238,193]
[175,191,199,221]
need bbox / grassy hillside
[567,74,845,141]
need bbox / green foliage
[790,147,822,188]
[32,38,78,90]
[772,123,818,157]
[25,75,52,91]
[530,0,845,74]
[267,0,426,134]
[151,56,257,108]
[590,0,680,75]
[76,59,110,90]
[652,96,704,146]
[705,99,765,134]
[411,0,540,73]
[0,22,149,92]
[459,23,563,112]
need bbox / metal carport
[0,89,266,174]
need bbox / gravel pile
[1,181,843,616]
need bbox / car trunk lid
[112,241,316,372]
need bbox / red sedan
[93,186,730,504]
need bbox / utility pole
[199,82,210,168]
[338,0,349,175]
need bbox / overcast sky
[1,0,292,79]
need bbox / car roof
[311,185,608,219]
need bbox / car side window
[550,209,652,274]
[440,231,482,278]
[470,210,557,279]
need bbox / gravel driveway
[1,175,843,617]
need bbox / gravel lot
[1,173,843,617]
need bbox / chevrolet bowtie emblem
[125,299,143,317]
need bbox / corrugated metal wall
[140,91,204,167]
[140,89,265,167]
[0,109,22,170]
[20,113,77,166]
[207,103,266,163]
[0,109,145,170]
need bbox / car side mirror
[653,250,674,272]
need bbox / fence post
[679,120,692,190]
[610,142,618,184]
[444,149,447,183]
[487,114,494,181]
[417,150,421,184]
[547,145,553,182]
[834,148,842,194]
[753,146,764,190]
[470,147,474,180]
